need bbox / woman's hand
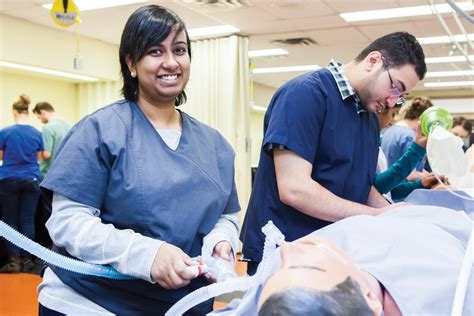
[414,123,428,148]
[422,173,449,189]
[205,241,234,283]
[150,243,198,289]
[212,241,233,261]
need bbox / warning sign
[50,0,80,27]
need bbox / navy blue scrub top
[0,124,44,181]
[41,100,240,312]
[241,69,379,263]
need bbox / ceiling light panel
[424,81,474,87]
[0,61,99,81]
[252,65,321,74]
[418,34,474,45]
[425,55,474,63]
[248,49,288,58]
[426,70,474,78]
[188,25,239,39]
[340,2,474,22]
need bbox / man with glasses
[241,32,427,275]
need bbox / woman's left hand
[212,241,233,261]
[204,241,234,283]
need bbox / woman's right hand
[414,123,428,148]
[150,243,198,289]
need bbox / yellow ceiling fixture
[50,0,81,27]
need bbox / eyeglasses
[381,56,406,106]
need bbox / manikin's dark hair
[259,277,373,316]
[119,5,191,105]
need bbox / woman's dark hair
[453,116,472,133]
[119,5,191,105]
[404,96,433,120]
[12,94,31,114]
[259,277,373,316]
[355,32,427,80]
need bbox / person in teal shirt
[375,104,439,200]
[32,102,71,177]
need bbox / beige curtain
[182,35,251,224]
[76,80,122,119]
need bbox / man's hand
[150,243,197,289]
[377,202,409,215]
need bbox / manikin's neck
[361,270,402,316]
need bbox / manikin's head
[352,32,426,114]
[258,236,383,316]
[32,102,56,124]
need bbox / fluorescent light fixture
[426,70,474,78]
[0,60,99,81]
[252,65,321,74]
[424,81,474,88]
[42,0,148,11]
[252,105,268,112]
[418,34,474,45]
[425,55,474,63]
[188,25,239,39]
[248,49,288,58]
[340,2,474,22]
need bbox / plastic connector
[261,221,285,246]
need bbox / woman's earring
[130,71,136,78]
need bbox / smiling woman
[36,4,241,315]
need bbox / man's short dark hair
[32,102,55,114]
[355,32,427,80]
[259,277,373,316]
[119,4,191,105]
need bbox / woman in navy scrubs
[0,94,43,273]
[38,5,240,315]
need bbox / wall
[0,14,120,81]
[0,71,78,128]
[250,82,275,165]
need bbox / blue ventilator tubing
[0,220,135,280]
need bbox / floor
[0,260,247,315]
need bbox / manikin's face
[128,28,191,106]
[358,54,419,114]
[451,125,469,140]
[258,236,383,315]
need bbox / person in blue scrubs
[37,5,240,315]
[240,32,428,275]
[0,94,44,273]
[375,105,439,200]
[381,96,433,200]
